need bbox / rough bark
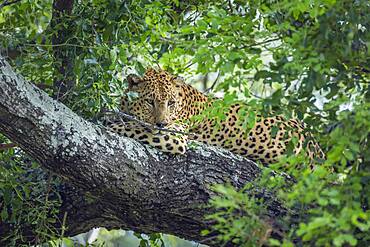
[0,56,287,245]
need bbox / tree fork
[0,56,287,246]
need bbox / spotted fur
[108,68,325,165]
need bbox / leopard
[107,68,325,165]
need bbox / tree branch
[204,71,220,94]
[0,56,288,246]
[51,0,76,100]
[0,142,17,150]
[0,0,22,9]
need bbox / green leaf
[145,16,152,25]
[1,207,8,220]
[333,234,357,247]
[269,239,281,246]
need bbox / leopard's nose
[156,122,167,128]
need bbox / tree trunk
[0,56,287,246]
[51,0,76,100]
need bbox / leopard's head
[121,68,185,127]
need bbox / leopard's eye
[168,100,176,106]
[145,99,155,107]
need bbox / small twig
[23,42,97,49]
[35,83,53,90]
[199,234,219,244]
[204,70,220,94]
[184,60,196,70]
[228,0,233,12]
[104,110,193,136]
[44,174,53,202]
[60,212,68,238]
[261,84,267,98]
[55,81,77,101]
[0,0,22,9]
[0,143,17,150]
[159,37,175,43]
[250,92,264,99]
[201,73,209,91]
[239,37,281,50]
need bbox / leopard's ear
[173,76,186,86]
[127,74,143,88]
[145,67,157,75]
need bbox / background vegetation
[0,0,369,246]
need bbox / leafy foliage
[203,184,270,246]
[0,0,369,246]
[0,135,62,246]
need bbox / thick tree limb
[0,56,287,245]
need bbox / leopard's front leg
[107,121,188,154]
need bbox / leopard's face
[121,68,184,127]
